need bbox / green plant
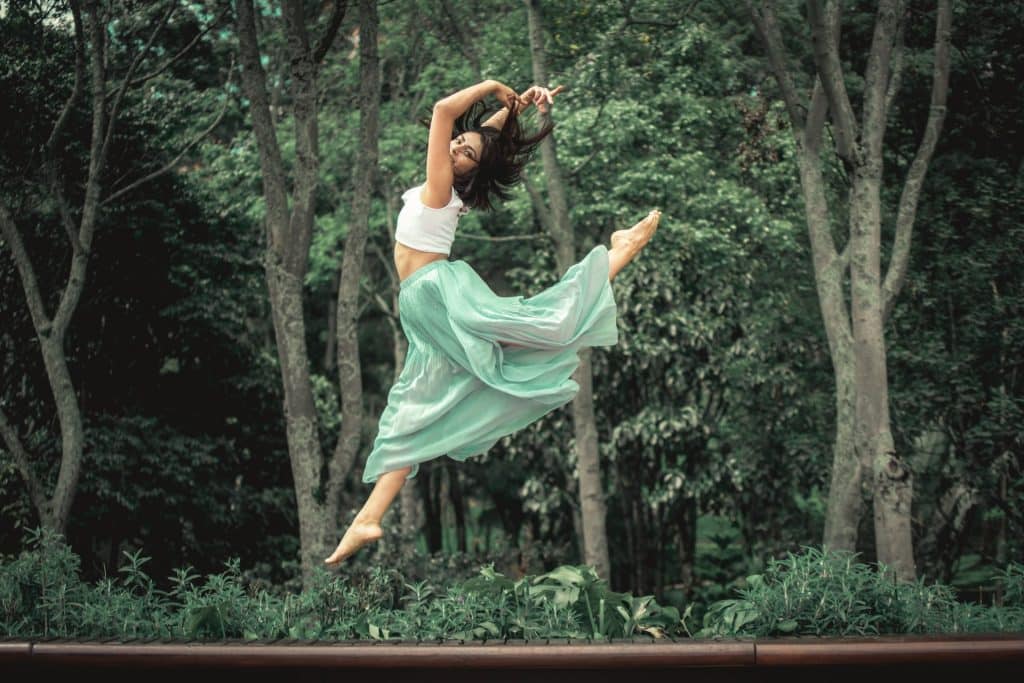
[4,535,1021,642]
[697,547,1024,637]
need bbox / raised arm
[422,80,518,208]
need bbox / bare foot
[611,209,661,252]
[609,209,661,280]
[324,519,383,566]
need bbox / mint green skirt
[362,245,617,483]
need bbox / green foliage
[7,536,1024,642]
[0,529,89,638]
[0,531,685,641]
[697,547,1024,637]
[1000,563,1024,607]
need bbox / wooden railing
[2,634,1022,681]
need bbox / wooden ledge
[2,634,1022,675]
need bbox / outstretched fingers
[519,84,566,113]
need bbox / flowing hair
[426,101,554,212]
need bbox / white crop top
[394,184,468,255]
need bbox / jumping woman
[325,79,660,566]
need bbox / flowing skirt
[362,244,618,483]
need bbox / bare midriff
[395,241,448,283]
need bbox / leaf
[777,619,799,633]
[637,625,666,638]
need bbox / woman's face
[450,131,483,177]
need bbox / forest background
[1,0,1020,620]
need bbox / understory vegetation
[3,531,1021,641]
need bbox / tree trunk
[523,0,611,580]
[448,464,468,553]
[419,466,443,553]
[675,498,698,595]
[327,0,381,550]
[235,0,349,585]
[1,2,118,535]
[324,269,338,372]
[747,1,951,580]
[377,189,419,540]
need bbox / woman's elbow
[432,100,456,119]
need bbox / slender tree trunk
[419,467,443,552]
[675,498,698,595]
[324,270,338,372]
[375,189,419,538]
[793,142,861,552]
[328,0,380,545]
[449,465,468,553]
[523,0,611,580]
[1,1,155,535]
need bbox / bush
[5,536,1021,641]
[1,530,684,641]
[697,546,1024,637]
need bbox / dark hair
[447,101,554,211]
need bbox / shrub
[697,546,1024,637]
[4,535,1021,641]
[1,530,684,641]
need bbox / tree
[0,0,224,536]
[745,0,952,580]
[333,0,380,547]
[522,0,610,580]
[234,0,388,584]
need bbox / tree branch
[521,172,554,235]
[0,205,53,337]
[806,0,858,164]
[746,5,841,282]
[313,0,349,66]
[235,0,290,241]
[884,9,907,120]
[371,290,397,320]
[861,0,902,159]
[569,101,608,178]
[371,234,399,292]
[883,0,952,321]
[804,76,829,153]
[329,0,379,498]
[0,407,49,524]
[125,5,232,89]
[282,0,319,271]
[745,1,806,134]
[52,0,107,339]
[101,59,235,207]
[436,0,482,79]
[45,1,85,249]
[101,2,177,165]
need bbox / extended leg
[608,209,661,281]
[324,465,413,566]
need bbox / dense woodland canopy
[0,0,1020,607]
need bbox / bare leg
[324,465,413,566]
[608,209,661,281]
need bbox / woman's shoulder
[402,183,466,214]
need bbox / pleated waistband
[400,258,451,289]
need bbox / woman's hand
[489,80,521,110]
[518,85,565,113]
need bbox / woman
[325,80,659,566]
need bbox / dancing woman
[325,80,659,565]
